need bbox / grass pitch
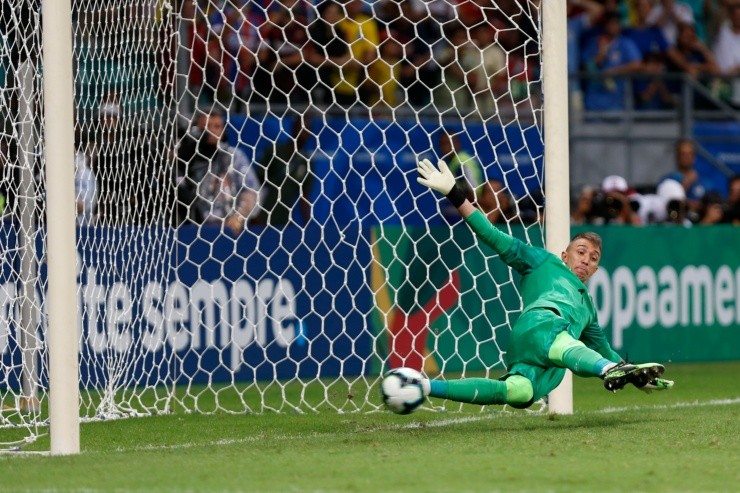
[1,361,738,493]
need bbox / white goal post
[0,0,576,453]
[42,0,80,454]
[543,0,573,415]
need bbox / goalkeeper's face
[561,239,601,283]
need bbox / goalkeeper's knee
[505,375,534,408]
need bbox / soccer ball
[380,367,425,415]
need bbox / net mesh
[0,0,545,447]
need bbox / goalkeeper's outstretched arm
[416,158,514,255]
[417,158,554,274]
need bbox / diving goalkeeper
[415,158,673,409]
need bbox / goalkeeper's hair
[569,232,602,253]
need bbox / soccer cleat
[602,362,665,392]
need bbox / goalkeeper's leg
[548,332,667,392]
[421,375,534,408]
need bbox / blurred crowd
[569,0,740,111]
[181,0,740,113]
[183,0,539,113]
[572,139,740,226]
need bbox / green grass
[1,361,738,493]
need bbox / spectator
[89,99,160,226]
[571,185,597,225]
[178,111,260,234]
[656,178,692,225]
[408,0,455,21]
[634,52,677,109]
[681,0,711,42]
[0,135,17,220]
[74,143,97,227]
[187,3,236,108]
[633,178,681,224]
[0,123,96,226]
[372,0,412,109]
[500,29,540,111]
[372,34,404,110]
[571,177,642,225]
[725,174,740,224]
[712,4,740,106]
[392,0,442,109]
[517,189,545,225]
[461,24,507,116]
[659,138,708,217]
[175,107,210,226]
[706,0,733,46]
[255,115,313,226]
[434,22,472,111]
[183,3,209,100]
[307,0,351,106]
[567,0,605,110]
[335,0,380,108]
[455,0,487,28]
[666,23,719,107]
[211,2,259,106]
[251,0,312,106]
[697,191,726,224]
[597,175,642,224]
[633,191,668,224]
[669,23,720,78]
[647,0,695,46]
[581,12,642,111]
[623,0,676,109]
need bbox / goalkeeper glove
[416,159,466,207]
[637,377,674,394]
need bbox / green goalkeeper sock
[428,378,508,405]
[549,331,614,378]
[559,345,613,377]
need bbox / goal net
[0,0,548,447]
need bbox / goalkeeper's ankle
[421,378,431,396]
[600,362,618,377]
[423,379,448,398]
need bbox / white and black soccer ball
[380,367,425,415]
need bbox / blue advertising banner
[0,222,374,388]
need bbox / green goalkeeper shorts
[502,308,571,403]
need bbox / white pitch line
[114,431,331,453]
[398,414,498,429]
[595,397,740,414]
[98,397,737,454]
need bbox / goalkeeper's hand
[638,377,674,394]
[417,158,456,196]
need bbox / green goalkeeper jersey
[465,210,616,358]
